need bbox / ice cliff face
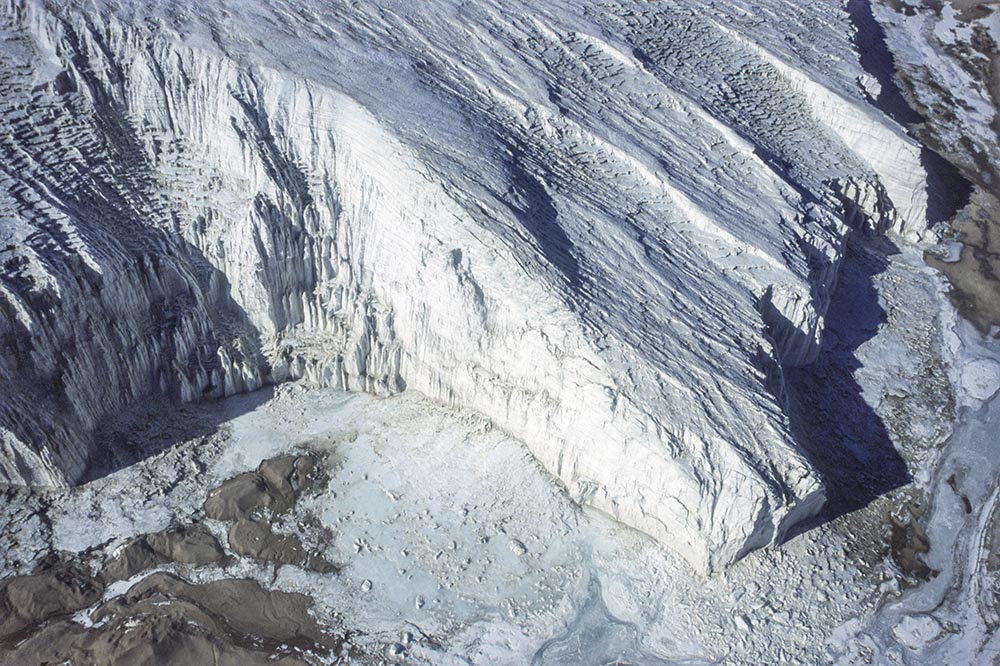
[0,0,930,573]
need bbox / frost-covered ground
[837,314,1000,664]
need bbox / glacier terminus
[0,0,998,664]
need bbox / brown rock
[204,454,323,522]
[102,522,226,583]
[0,556,104,646]
[228,519,336,574]
[204,472,275,522]
[146,522,227,565]
[1,572,341,665]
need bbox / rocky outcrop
[0,0,931,573]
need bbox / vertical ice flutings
[0,0,929,573]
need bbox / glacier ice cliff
[0,0,932,573]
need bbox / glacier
[0,0,934,574]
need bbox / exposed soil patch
[205,452,336,572]
[228,518,336,573]
[878,0,1000,334]
[102,522,227,583]
[927,189,1000,335]
[0,451,345,664]
[1,573,342,665]
[888,496,936,586]
[0,554,103,647]
[205,454,323,521]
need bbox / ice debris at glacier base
[0,0,932,573]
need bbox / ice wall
[0,0,930,573]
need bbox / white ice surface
[0,2,997,662]
[0,0,936,571]
[960,357,1000,404]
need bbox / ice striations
[0,0,930,574]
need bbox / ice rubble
[0,0,930,573]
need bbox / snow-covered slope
[0,0,930,573]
